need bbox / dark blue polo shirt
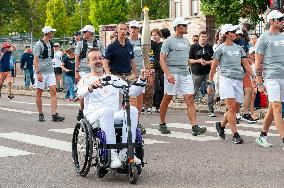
[105,39,134,74]
[0,51,12,72]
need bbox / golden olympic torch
[141,6,151,69]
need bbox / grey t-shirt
[129,38,143,75]
[75,39,105,73]
[213,43,246,80]
[34,40,54,74]
[160,35,190,76]
[255,31,284,79]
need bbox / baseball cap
[220,24,240,35]
[2,42,11,48]
[42,26,56,34]
[267,10,284,22]
[80,25,95,33]
[129,20,141,28]
[54,43,60,47]
[172,17,190,28]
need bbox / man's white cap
[172,17,190,27]
[220,24,239,35]
[129,20,141,28]
[42,26,56,34]
[54,43,60,47]
[267,10,284,23]
[80,25,95,33]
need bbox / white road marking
[157,123,278,137]
[205,121,277,131]
[146,128,220,141]
[0,132,71,152]
[0,107,37,114]
[0,146,34,157]
[48,128,169,144]
[11,100,79,107]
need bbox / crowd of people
[0,10,284,159]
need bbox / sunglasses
[275,17,284,22]
[193,39,198,42]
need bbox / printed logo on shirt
[273,40,284,46]
[227,50,240,56]
[177,42,188,49]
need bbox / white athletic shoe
[110,149,122,168]
[119,148,141,164]
[255,136,273,148]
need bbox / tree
[0,0,48,37]
[201,0,268,25]
[127,0,169,20]
[89,0,129,30]
[45,0,70,37]
[69,0,92,32]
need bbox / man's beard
[90,65,103,73]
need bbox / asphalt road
[0,94,284,188]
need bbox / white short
[34,73,56,90]
[264,79,284,102]
[164,74,194,95]
[219,76,243,103]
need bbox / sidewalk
[4,75,268,119]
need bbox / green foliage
[201,0,268,25]
[89,0,129,30]
[45,0,70,37]
[69,0,92,32]
[127,0,169,20]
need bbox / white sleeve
[129,78,146,96]
[77,78,90,98]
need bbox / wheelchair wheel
[97,166,108,178]
[127,165,139,184]
[72,121,93,177]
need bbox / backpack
[39,39,54,59]
[79,39,98,59]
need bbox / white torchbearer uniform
[77,74,145,144]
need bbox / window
[175,0,181,17]
[191,0,198,16]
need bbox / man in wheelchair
[77,48,148,169]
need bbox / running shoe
[192,125,207,136]
[208,111,216,117]
[255,136,273,147]
[52,113,65,122]
[39,113,45,122]
[231,132,244,144]
[241,114,257,124]
[158,123,171,134]
[8,94,14,99]
[215,122,225,139]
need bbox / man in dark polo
[103,22,138,77]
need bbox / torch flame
[143,6,149,11]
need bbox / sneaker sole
[255,139,272,148]
[192,129,207,136]
[158,128,171,134]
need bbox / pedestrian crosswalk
[0,120,279,158]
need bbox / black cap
[74,31,81,36]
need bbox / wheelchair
[71,76,146,184]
